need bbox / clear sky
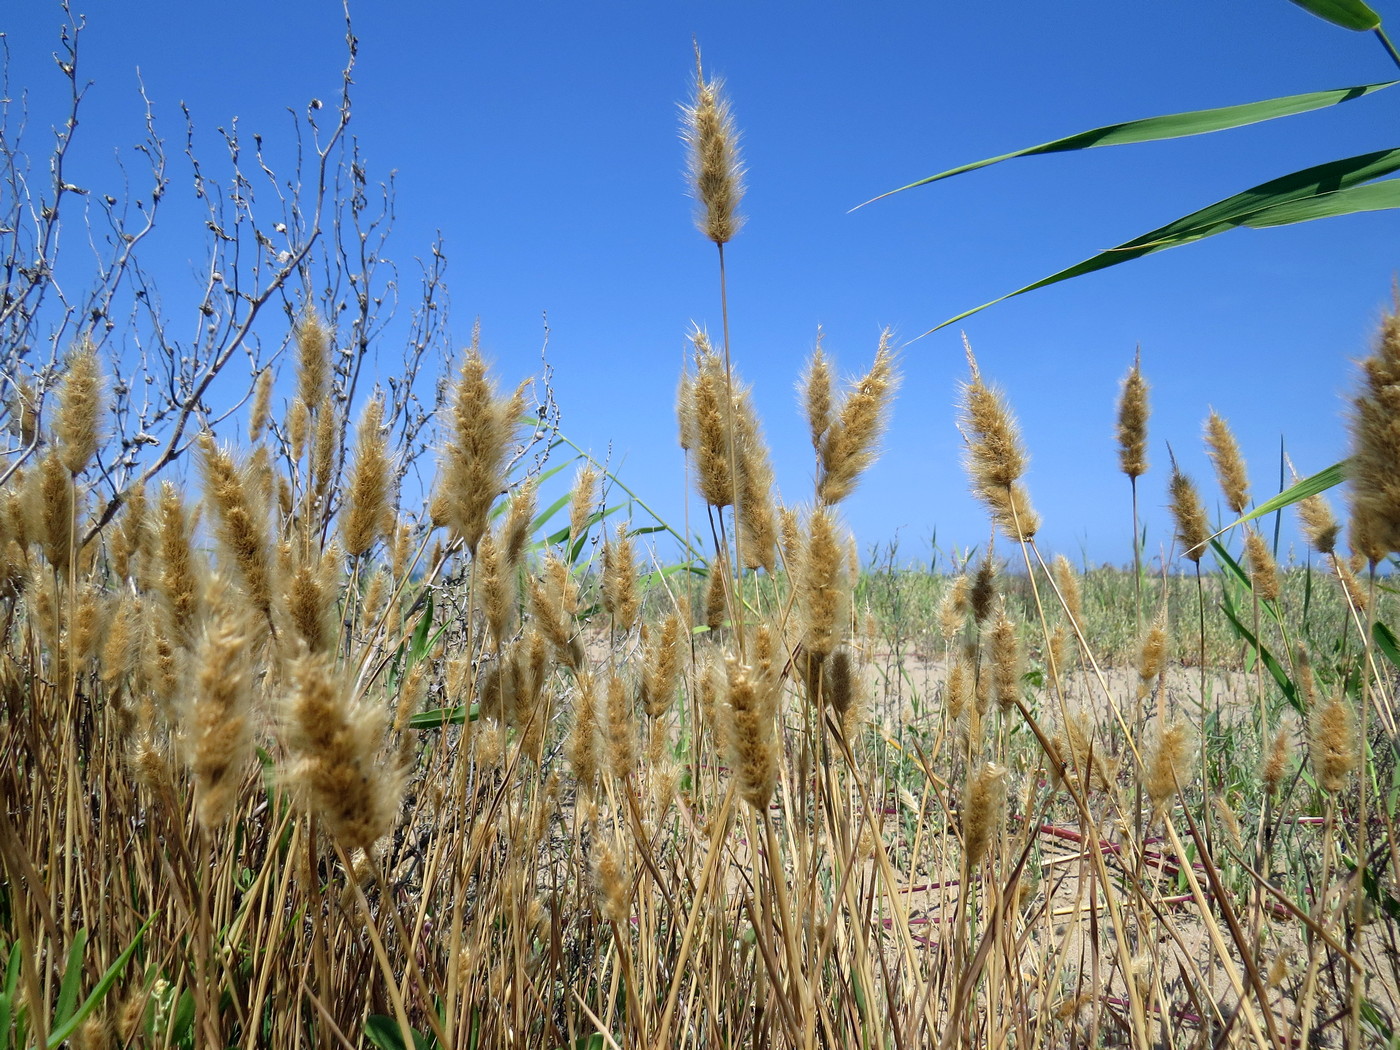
[5,1,1398,570]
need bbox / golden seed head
[342,395,394,558]
[1167,457,1210,564]
[817,332,900,506]
[964,762,1007,868]
[802,333,833,453]
[294,308,331,412]
[593,842,631,923]
[642,611,686,718]
[1245,530,1281,602]
[989,602,1022,713]
[199,434,273,618]
[189,590,254,827]
[798,506,850,659]
[703,560,727,632]
[249,366,274,444]
[156,481,203,645]
[959,343,1038,541]
[1204,410,1250,516]
[34,449,74,573]
[502,477,537,569]
[1051,554,1082,627]
[683,332,735,508]
[606,671,637,779]
[1347,306,1400,559]
[1135,611,1168,685]
[283,652,401,851]
[1262,725,1290,797]
[55,342,104,475]
[1296,486,1340,556]
[602,523,640,633]
[1116,349,1149,480]
[568,676,601,796]
[938,574,969,641]
[733,383,778,572]
[569,463,599,553]
[723,654,780,811]
[1309,693,1358,793]
[969,558,996,624]
[438,333,526,554]
[1144,721,1194,814]
[683,46,745,246]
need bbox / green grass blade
[856,81,1395,206]
[1237,177,1400,226]
[926,148,1400,333]
[47,913,157,1049]
[1287,0,1381,31]
[53,928,88,1028]
[1224,461,1346,530]
[1373,621,1400,670]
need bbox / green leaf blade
[926,148,1400,333]
[857,81,1395,206]
[1287,0,1381,31]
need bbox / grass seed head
[959,342,1039,540]
[964,762,1007,868]
[1116,348,1149,480]
[1310,693,1358,793]
[799,506,849,659]
[817,332,899,506]
[1347,306,1400,560]
[1204,410,1249,515]
[1144,721,1194,815]
[802,333,833,453]
[56,342,104,475]
[683,45,745,246]
[342,395,393,557]
[1167,455,1210,564]
[602,523,640,633]
[1245,529,1281,602]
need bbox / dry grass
[4,43,1400,1050]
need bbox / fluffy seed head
[602,523,640,633]
[802,334,833,453]
[294,309,331,413]
[1167,455,1210,564]
[959,342,1038,540]
[1204,410,1250,515]
[964,762,1007,867]
[817,332,899,506]
[1296,486,1340,556]
[724,654,779,811]
[1347,306,1400,560]
[56,342,104,475]
[1144,721,1194,815]
[569,464,599,553]
[189,592,254,827]
[733,384,778,572]
[798,507,849,659]
[1309,693,1358,793]
[682,46,745,246]
[1116,349,1149,480]
[1245,530,1281,602]
[248,367,273,443]
[342,396,394,557]
[283,653,401,851]
[989,602,1022,713]
[680,332,734,508]
[1262,725,1290,797]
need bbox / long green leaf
[1238,177,1400,226]
[1227,460,1346,529]
[1288,0,1381,31]
[858,81,1395,205]
[54,929,88,1028]
[927,147,1400,333]
[47,913,157,1049]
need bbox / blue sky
[5,1,1398,569]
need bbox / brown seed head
[989,602,1022,713]
[56,342,104,475]
[606,672,637,779]
[1262,725,1291,797]
[1347,306,1400,560]
[724,654,779,811]
[569,463,599,553]
[1296,485,1340,556]
[799,506,849,659]
[682,332,734,508]
[1136,611,1169,688]
[802,333,833,453]
[733,383,778,571]
[1309,693,1358,793]
[1204,410,1250,515]
[342,396,393,557]
[1167,456,1210,564]
[189,591,254,827]
[964,762,1007,868]
[283,652,401,851]
[959,344,1038,540]
[1245,530,1281,602]
[200,434,273,619]
[683,46,745,246]
[1116,349,1149,480]
[817,332,899,505]
[1144,721,1194,815]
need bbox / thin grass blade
[855,81,1395,207]
[925,149,1400,333]
[1287,0,1381,30]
